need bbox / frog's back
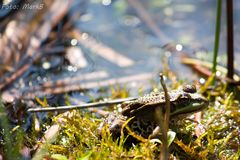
[121,90,183,117]
[137,90,184,104]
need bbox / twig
[71,30,134,67]
[181,57,240,85]
[157,73,170,160]
[159,74,170,126]
[0,63,31,90]
[4,72,152,100]
[0,0,70,91]
[0,46,65,90]
[27,97,137,112]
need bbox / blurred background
[0,0,239,105]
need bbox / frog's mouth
[170,97,209,117]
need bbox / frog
[98,85,209,141]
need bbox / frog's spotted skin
[98,112,127,139]
[129,117,157,138]
[122,87,207,117]
[98,112,157,139]
[98,85,209,141]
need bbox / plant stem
[226,0,234,80]
[159,73,170,160]
[212,0,222,75]
[27,97,137,112]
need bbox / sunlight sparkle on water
[71,39,78,46]
[102,0,111,6]
[199,78,205,84]
[43,77,47,82]
[42,62,51,70]
[67,65,77,72]
[176,44,183,51]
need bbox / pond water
[70,0,240,92]
[3,0,240,105]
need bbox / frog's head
[170,85,209,117]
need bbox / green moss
[42,83,240,160]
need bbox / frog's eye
[176,93,191,103]
[177,97,189,104]
[183,85,196,93]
